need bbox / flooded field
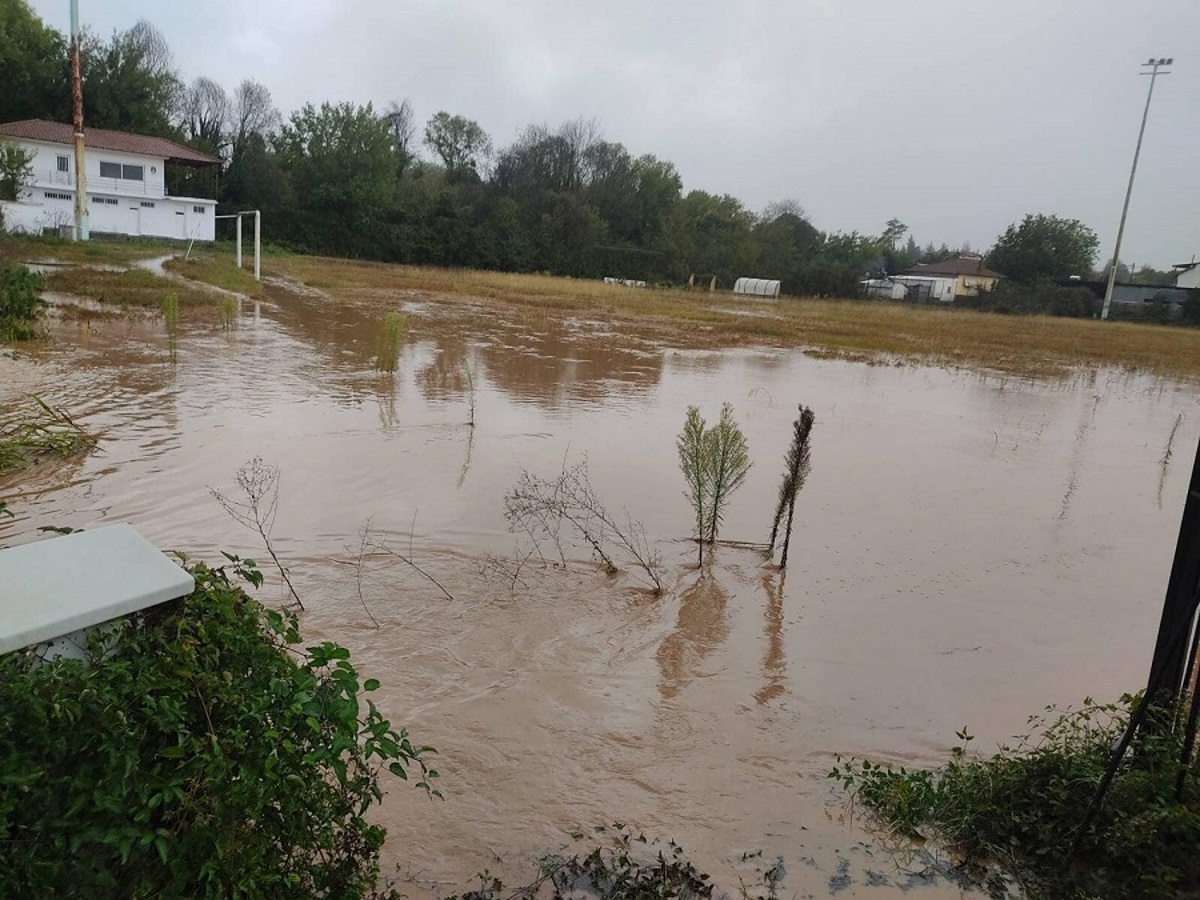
[3,285,1199,896]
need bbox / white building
[1172,259,1200,290]
[0,119,218,241]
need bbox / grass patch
[269,256,1200,380]
[830,695,1200,899]
[42,266,211,308]
[0,396,96,476]
[0,233,177,267]
[164,250,266,299]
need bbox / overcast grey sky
[30,0,1199,269]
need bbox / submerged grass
[267,256,1200,380]
[165,250,266,299]
[0,397,96,476]
[7,236,1198,379]
[43,266,212,309]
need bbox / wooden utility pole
[70,0,89,241]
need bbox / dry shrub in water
[503,458,664,593]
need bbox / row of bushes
[954,280,1200,324]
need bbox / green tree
[986,213,1099,283]
[82,20,181,137]
[423,111,490,180]
[274,101,396,255]
[0,0,68,123]
[0,139,35,201]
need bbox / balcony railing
[33,169,165,198]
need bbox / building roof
[1172,260,1199,272]
[0,119,218,166]
[904,256,1004,279]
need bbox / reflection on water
[657,568,731,700]
[756,571,787,706]
[3,284,1200,896]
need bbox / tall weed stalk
[768,405,815,567]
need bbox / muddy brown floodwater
[3,284,1200,897]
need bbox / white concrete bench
[0,523,195,660]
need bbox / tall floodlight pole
[70,0,89,241]
[1100,57,1172,320]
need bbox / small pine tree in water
[678,403,752,565]
[768,404,815,568]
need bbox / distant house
[902,255,1003,300]
[0,119,218,241]
[1172,259,1200,290]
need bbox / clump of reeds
[377,311,405,372]
[0,397,97,476]
[678,403,752,565]
[217,295,238,330]
[162,293,179,331]
[767,404,815,568]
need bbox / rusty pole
[70,0,89,241]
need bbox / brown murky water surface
[4,286,1200,897]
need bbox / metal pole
[1100,59,1172,321]
[70,0,89,241]
[235,215,242,270]
[253,210,261,281]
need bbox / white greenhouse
[732,277,782,299]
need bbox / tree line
[2,0,1142,294]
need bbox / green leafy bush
[0,555,437,899]
[830,695,1200,899]
[0,264,46,340]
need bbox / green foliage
[986,214,1100,284]
[830,695,1200,899]
[0,264,46,340]
[450,825,714,900]
[0,555,437,899]
[0,139,34,202]
[424,111,491,179]
[82,21,182,137]
[767,405,814,567]
[0,0,68,123]
[677,404,752,563]
[703,403,751,544]
[274,101,397,255]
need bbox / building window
[192,205,207,214]
[56,156,69,173]
[99,161,121,179]
[44,191,72,200]
[122,164,144,181]
[140,201,155,208]
[92,196,119,206]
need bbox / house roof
[0,119,218,166]
[904,256,1004,279]
[1172,260,1199,272]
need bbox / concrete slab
[0,523,195,657]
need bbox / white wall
[9,139,215,241]
[1177,266,1200,290]
[23,140,167,198]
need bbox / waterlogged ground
[3,285,1200,897]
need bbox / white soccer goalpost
[213,210,261,281]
